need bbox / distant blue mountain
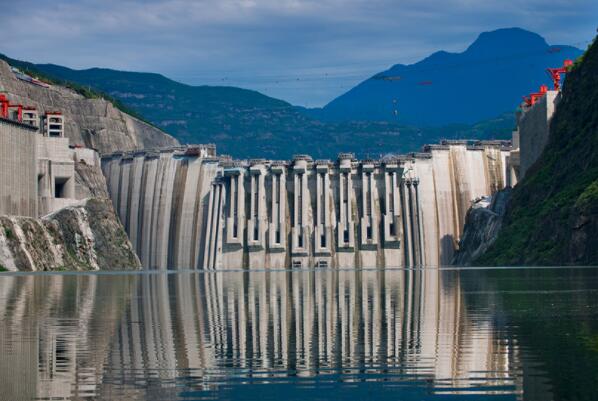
[1,27,579,158]
[315,28,582,125]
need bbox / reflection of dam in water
[0,270,527,400]
[102,140,510,269]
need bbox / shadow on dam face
[440,234,457,266]
[101,142,511,270]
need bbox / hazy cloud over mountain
[1,0,596,106]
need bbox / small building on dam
[102,140,511,269]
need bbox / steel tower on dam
[102,140,511,270]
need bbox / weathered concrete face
[1,118,79,218]
[101,146,219,270]
[103,141,511,269]
[0,119,38,217]
[510,90,559,182]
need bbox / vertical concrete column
[202,182,217,270]
[221,164,246,270]
[401,178,414,267]
[412,178,425,267]
[359,162,378,247]
[408,179,421,267]
[291,157,310,266]
[248,162,267,251]
[336,154,355,250]
[224,168,245,247]
[269,164,287,252]
[382,162,401,248]
[203,178,225,270]
[64,175,76,199]
[314,162,331,262]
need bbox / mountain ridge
[2,53,514,158]
[1,27,576,158]
[318,28,582,125]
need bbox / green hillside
[478,38,598,265]
[0,54,513,159]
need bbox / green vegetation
[0,54,513,159]
[477,37,598,265]
[575,179,598,210]
[4,227,14,240]
[0,264,7,272]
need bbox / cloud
[1,0,596,106]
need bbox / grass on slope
[477,37,598,265]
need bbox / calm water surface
[1,267,597,400]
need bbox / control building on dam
[102,140,510,270]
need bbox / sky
[1,0,596,107]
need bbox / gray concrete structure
[508,90,560,184]
[43,112,65,138]
[103,140,511,269]
[0,118,39,217]
[0,107,77,218]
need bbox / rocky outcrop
[0,198,140,271]
[75,153,110,199]
[0,60,179,154]
[452,189,511,265]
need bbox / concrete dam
[102,140,510,269]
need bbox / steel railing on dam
[101,141,511,270]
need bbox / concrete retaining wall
[518,91,559,179]
[0,118,38,217]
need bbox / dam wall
[0,109,77,218]
[516,90,559,181]
[0,118,38,217]
[101,145,219,269]
[103,140,510,269]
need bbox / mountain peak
[465,28,549,56]
[321,27,582,125]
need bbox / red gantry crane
[546,59,573,91]
[523,85,548,107]
[523,59,573,107]
[0,94,8,118]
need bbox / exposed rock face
[452,189,511,266]
[0,60,178,154]
[0,198,140,271]
[73,149,111,199]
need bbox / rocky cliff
[0,198,140,272]
[0,151,141,272]
[452,189,511,265]
[460,37,598,266]
[0,60,178,154]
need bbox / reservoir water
[1,267,597,400]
